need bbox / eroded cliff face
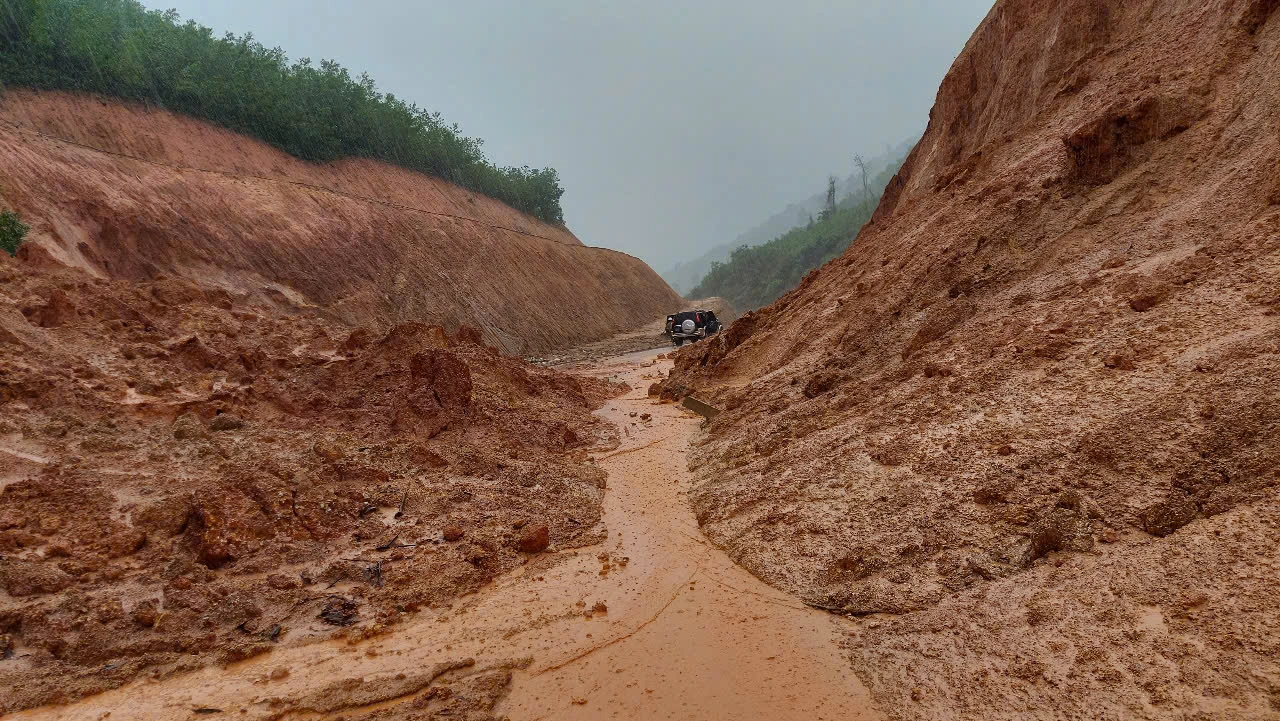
[0,90,681,355]
[666,1,1280,718]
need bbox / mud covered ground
[6,348,882,721]
[662,0,1280,718]
[0,251,625,713]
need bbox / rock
[517,524,550,553]
[341,327,373,354]
[409,350,473,409]
[562,426,580,447]
[997,444,1015,456]
[27,289,78,328]
[313,439,344,462]
[412,446,450,467]
[209,413,246,431]
[266,573,300,591]
[132,599,159,627]
[1139,494,1198,537]
[647,383,662,397]
[802,371,840,398]
[443,525,465,542]
[1103,353,1135,370]
[318,597,359,626]
[269,666,290,681]
[1129,293,1163,312]
[172,414,207,441]
[0,559,74,597]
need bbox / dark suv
[664,309,722,347]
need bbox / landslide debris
[0,252,622,713]
[664,0,1280,718]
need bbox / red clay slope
[0,90,681,355]
[665,0,1280,718]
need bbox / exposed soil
[6,350,881,721]
[0,252,624,713]
[662,0,1280,718]
[0,90,683,356]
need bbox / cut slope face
[0,91,681,355]
[665,0,1280,718]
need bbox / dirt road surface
[11,349,879,721]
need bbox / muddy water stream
[15,350,880,720]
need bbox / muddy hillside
[0,90,682,356]
[664,0,1280,718]
[0,250,625,713]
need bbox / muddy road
[13,349,879,721]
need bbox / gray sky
[160,0,993,271]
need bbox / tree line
[690,157,902,311]
[0,0,566,223]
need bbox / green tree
[690,159,903,311]
[0,210,29,256]
[0,0,565,223]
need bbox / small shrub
[0,210,28,256]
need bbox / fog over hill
[663,138,917,295]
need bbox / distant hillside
[662,242,736,297]
[689,158,904,311]
[661,138,916,296]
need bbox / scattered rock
[1139,494,1198,537]
[443,525,465,542]
[0,559,74,597]
[266,574,300,591]
[341,327,373,353]
[131,599,159,627]
[172,414,207,441]
[318,597,359,626]
[517,524,550,553]
[313,439,344,462]
[1103,353,1135,370]
[209,413,246,431]
[26,289,79,328]
[802,371,840,398]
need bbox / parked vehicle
[664,309,722,347]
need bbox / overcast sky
[160,0,993,271]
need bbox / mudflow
[4,0,1280,719]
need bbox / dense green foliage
[0,0,565,223]
[691,163,900,311]
[0,209,28,255]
